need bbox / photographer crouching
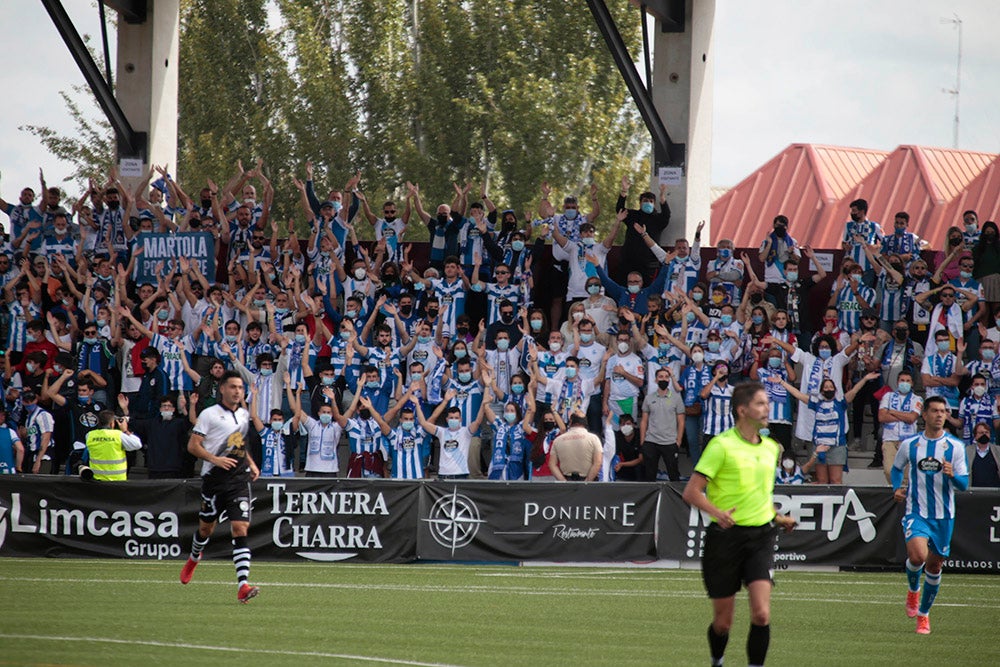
[78,411,143,481]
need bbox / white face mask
[354,267,367,281]
[782,458,795,470]
[617,342,629,354]
[620,424,634,437]
[549,342,562,352]
[691,352,704,363]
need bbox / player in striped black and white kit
[180,371,261,604]
[892,396,969,635]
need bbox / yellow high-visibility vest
[85,429,128,481]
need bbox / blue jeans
[685,413,703,466]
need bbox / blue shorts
[902,514,954,557]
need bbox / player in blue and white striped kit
[891,396,969,635]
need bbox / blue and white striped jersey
[807,398,848,446]
[431,277,466,336]
[842,219,883,270]
[921,353,960,409]
[756,368,792,424]
[347,417,386,456]
[703,383,734,436]
[957,395,998,444]
[150,333,194,392]
[484,282,520,324]
[7,301,40,352]
[894,432,968,520]
[446,378,484,429]
[388,427,427,479]
[877,272,906,322]
[834,283,876,334]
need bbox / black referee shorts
[701,522,777,599]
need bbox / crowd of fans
[1,162,999,489]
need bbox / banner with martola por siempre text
[133,232,215,285]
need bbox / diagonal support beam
[586,0,685,167]
[40,0,146,159]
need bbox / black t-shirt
[615,432,643,481]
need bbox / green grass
[1,560,998,666]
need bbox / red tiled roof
[712,143,999,251]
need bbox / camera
[78,465,95,481]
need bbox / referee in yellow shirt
[682,382,797,667]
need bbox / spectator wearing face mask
[639,368,688,482]
[878,371,922,486]
[705,239,745,305]
[124,394,192,479]
[841,198,883,286]
[954,374,998,446]
[933,226,970,284]
[966,422,1000,488]
[759,215,801,300]
[611,412,643,481]
[616,176,672,283]
[880,320,924,390]
[881,211,925,267]
[829,263,875,334]
[920,331,967,421]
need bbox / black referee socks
[747,623,770,666]
[708,623,729,663]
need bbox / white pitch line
[0,633,466,667]
[1,576,998,609]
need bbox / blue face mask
[530,319,543,331]
[319,413,333,425]
[563,209,578,221]
[345,310,357,319]
[564,367,578,379]
[321,376,335,386]
[685,312,695,323]
[447,419,461,429]
[718,248,732,260]
[417,335,432,345]
[454,348,468,359]
[253,299,266,307]
[627,284,641,294]
[331,201,342,212]
[295,334,307,344]
[225,335,237,344]
[340,331,351,341]
[720,315,733,326]
[366,380,380,389]
[937,340,950,352]
[496,339,510,351]
[897,381,911,395]
[785,271,798,282]
[157,309,169,320]
[581,236,596,247]
[640,202,655,214]
[708,341,721,353]
[96,319,107,328]
[983,350,996,361]
[271,421,284,431]
[580,333,594,343]
[411,372,423,382]
[691,292,703,302]
[83,337,98,345]
[401,420,415,431]
[818,348,832,360]
[512,240,525,252]
[752,315,764,326]
[587,285,601,295]
[960,271,972,280]
[768,356,782,369]
[504,412,517,424]
[260,368,273,377]
[511,384,525,395]
[458,371,472,383]
[78,395,91,404]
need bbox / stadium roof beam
[586,0,684,168]
[40,0,147,161]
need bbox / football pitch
[1,560,998,666]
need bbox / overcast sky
[2,0,998,198]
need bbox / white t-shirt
[605,352,644,400]
[434,425,472,476]
[192,404,251,475]
[302,416,343,474]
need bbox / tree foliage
[28,0,651,236]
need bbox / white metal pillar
[115,0,179,179]
[650,0,715,244]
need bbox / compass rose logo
[423,488,485,555]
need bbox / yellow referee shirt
[694,427,781,527]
